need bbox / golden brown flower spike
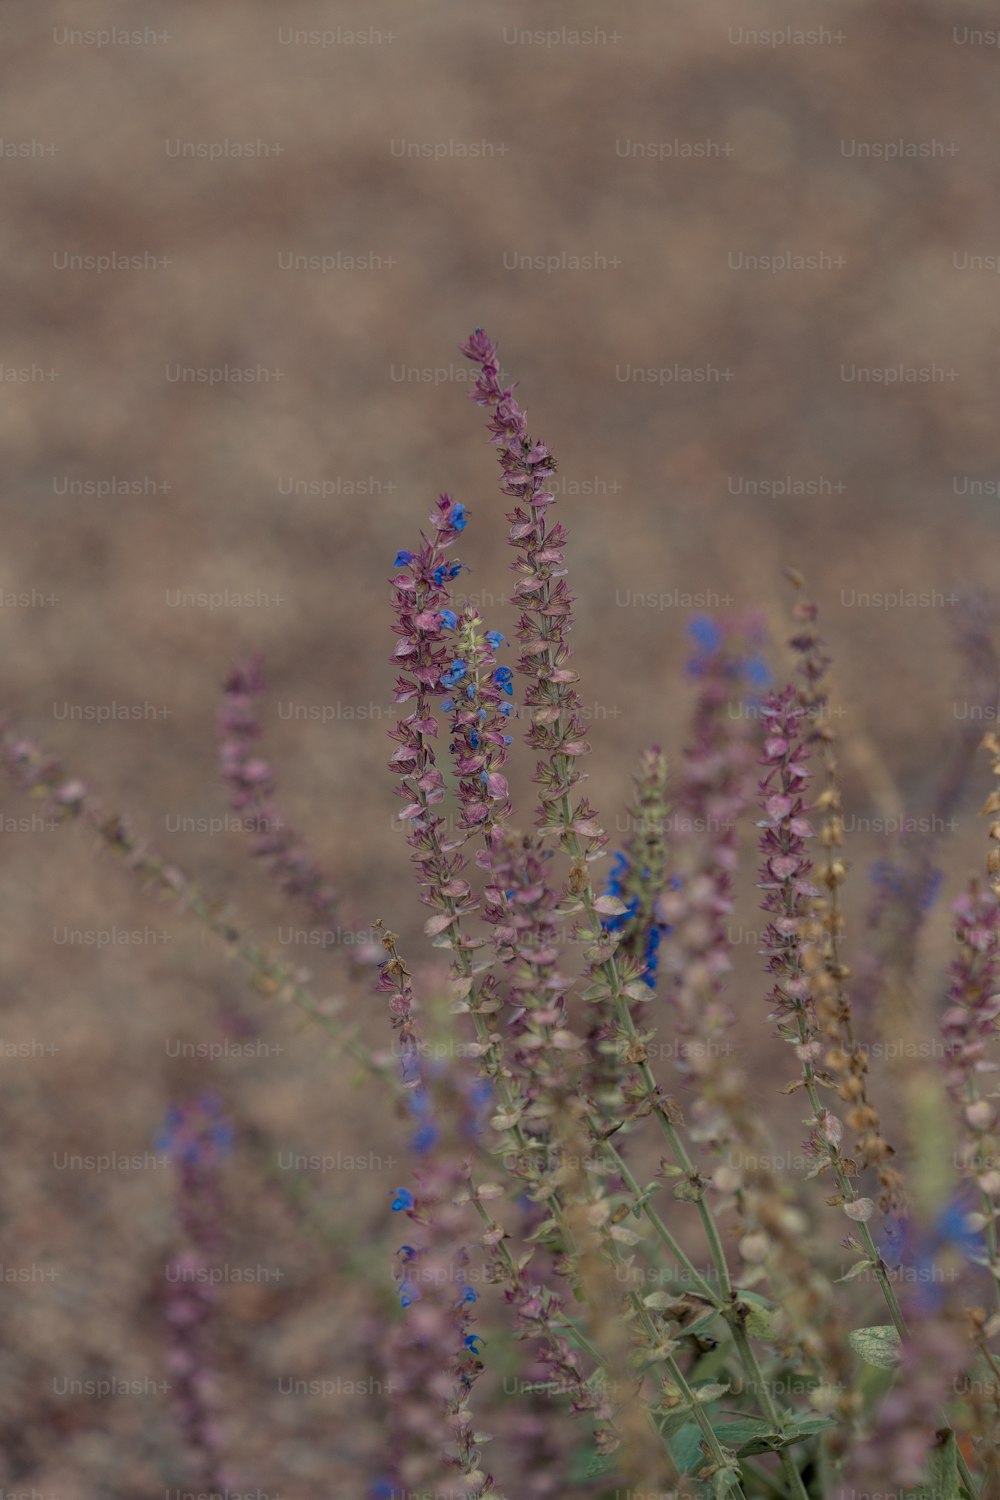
[786,569,905,1214]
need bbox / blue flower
[411,1122,439,1155]
[440,697,456,713]
[920,869,944,913]
[391,1187,414,1212]
[393,550,415,567]
[643,923,663,988]
[688,616,722,653]
[469,730,480,750]
[450,503,468,531]
[441,660,466,688]
[464,1333,483,1351]
[408,1088,431,1119]
[470,1078,493,1111]
[433,561,465,586]
[459,1284,478,1304]
[743,654,772,689]
[485,630,504,649]
[439,609,458,629]
[398,1280,418,1308]
[494,666,514,696]
[606,851,629,898]
[500,703,513,718]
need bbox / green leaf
[566,1442,616,1483]
[672,1178,704,1203]
[737,1290,782,1339]
[693,1381,731,1402]
[910,1429,962,1500]
[783,1413,838,1444]
[642,1291,679,1310]
[835,1259,872,1283]
[848,1324,902,1368]
[669,1414,837,1471]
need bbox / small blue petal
[411,1122,439,1154]
[744,654,772,688]
[393,550,415,568]
[391,1188,414,1212]
[688,615,722,652]
[485,631,504,649]
[440,609,458,629]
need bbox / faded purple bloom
[460,328,604,858]
[160,1096,235,1494]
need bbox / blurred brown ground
[3,0,1000,1493]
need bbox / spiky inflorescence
[158,1095,235,1495]
[460,327,603,862]
[787,581,905,1212]
[585,749,672,1121]
[942,733,1000,1300]
[387,495,473,900]
[659,620,759,1151]
[941,887,1000,1211]
[376,928,503,1500]
[218,660,339,929]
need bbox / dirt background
[2,0,1000,1494]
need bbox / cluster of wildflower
[787,585,905,1211]
[441,610,514,837]
[10,327,1000,1496]
[157,1094,235,1494]
[217,658,381,964]
[757,691,826,1099]
[387,496,479,936]
[658,618,760,1148]
[599,842,666,990]
[461,327,604,859]
[376,928,503,1499]
[941,886,1000,1186]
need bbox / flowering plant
[5,329,1000,1498]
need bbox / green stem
[730,1321,811,1500]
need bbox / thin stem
[730,1322,811,1500]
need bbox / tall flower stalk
[158,1095,235,1496]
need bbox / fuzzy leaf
[593,894,628,916]
[848,1324,902,1368]
[670,1412,835,1472]
[910,1429,961,1500]
[737,1291,781,1340]
[835,1259,871,1284]
[423,912,454,937]
[642,1291,679,1310]
[693,1382,730,1403]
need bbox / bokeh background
[3,0,1000,1493]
